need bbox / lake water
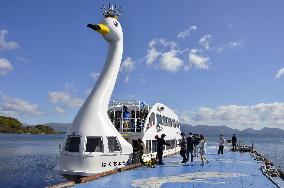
[0,134,66,188]
[0,133,283,188]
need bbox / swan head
[87,17,123,42]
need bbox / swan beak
[87,24,109,35]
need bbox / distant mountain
[257,127,284,136]
[43,123,71,133]
[180,124,241,136]
[242,128,255,134]
[181,124,284,136]
[26,122,284,136]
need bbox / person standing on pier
[199,134,209,166]
[232,134,237,151]
[180,133,187,163]
[193,135,200,157]
[186,132,195,163]
[137,138,145,164]
[157,134,171,165]
[218,134,225,154]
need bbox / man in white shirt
[218,134,225,154]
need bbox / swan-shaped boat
[56,4,181,179]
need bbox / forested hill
[181,124,284,136]
[0,116,56,134]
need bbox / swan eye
[113,21,118,27]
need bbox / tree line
[0,116,56,134]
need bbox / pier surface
[74,145,277,188]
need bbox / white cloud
[148,39,157,48]
[159,38,177,49]
[275,68,284,79]
[145,46,161,65]
[144,35,241,73]
[124,75,130,83]
[90,72,100,81]
[55,106,64,114]
[0,29,19,51]
[145,38,184,73]
[179,110,191,124]
[214,41,242,53]
[199,34,242,52]
[63,83,77,93]
[119,57,135,84]
[160,50,184,73]
[185,102,284,129]
[177,25,198,39]
[48,91,83,108]
[145,38,178,66]
[121,57,135,72]
[0,58,13,76]
[199,35,212,50]
[0,95,42,116]
[224,14,233,29]
[189,49,210,69]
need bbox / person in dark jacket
[137,138,145,164]
[157,134,170,165]
[186,132,195,162]
[232,134,237,151]
[180,133,187,163]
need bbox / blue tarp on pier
[75,144,276,188]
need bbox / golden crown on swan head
[101,3,122,20]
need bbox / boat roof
[109,100,151,108]
[109,100,179,122]
[74,143,278,188]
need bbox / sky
[0,0,284,130]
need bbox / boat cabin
[108,100,181,160]
[108,100,180,133]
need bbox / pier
[52,143,284,188]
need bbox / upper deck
[74,143,279,188]
[108,100,180,135]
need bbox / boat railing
[113,118,144,133]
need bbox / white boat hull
[56,152,133,177]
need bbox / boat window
[152,140,157,152]
[156,114,162,125]
[145,140,151,154]
[108,110,114,122]
[167,118,172,127]
[162,116,167,125]
[65,136,81,152]
[167,118,171,126]
[170,140,175,149]
[85,137,103,152]
[175,123,178,128]
[172,119,176,128]
[107,136,121,152]
[165,140,171,150]
[147,112,155,130]
[178,139,181,147]
[140,109,148,120]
